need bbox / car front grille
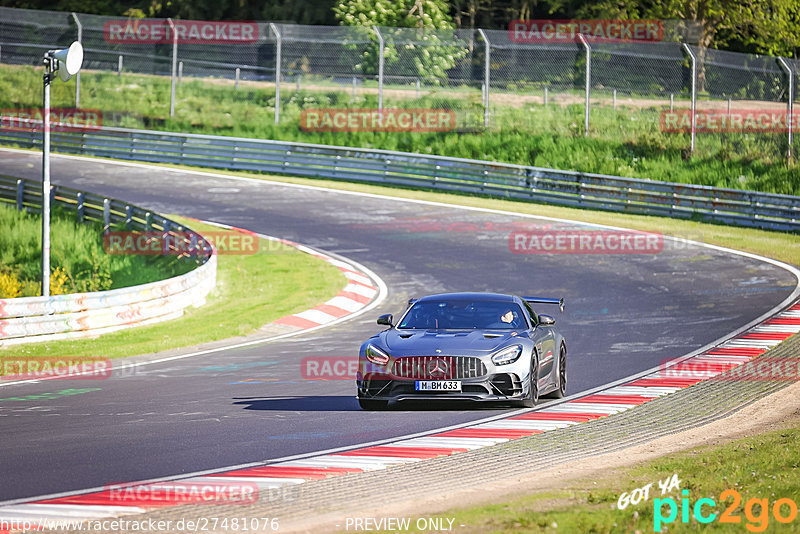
[392,356,487,380]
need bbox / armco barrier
[0,175,216,345]
[1,124,798,232]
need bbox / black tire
[546,344,567,399]
[358,398,388,410]
[520,352,539,408]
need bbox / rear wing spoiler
[523,297,565,313]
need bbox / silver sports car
[356,292,567,410]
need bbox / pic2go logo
[654,489,799,532]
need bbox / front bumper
[356,372,528,404]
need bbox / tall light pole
[42,42,83,297]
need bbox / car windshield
[398,299,525,330]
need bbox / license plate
[415,380,462,392]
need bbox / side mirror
[538,314,556,326]
[377,314,393,327]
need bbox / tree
[334,0,467,81]
[539,0,799,91]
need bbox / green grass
[0,202,192,296]
[384,420,800,533]
[0,216,347,361]
[2,64,798,195]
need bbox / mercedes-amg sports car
[356,292,567,410]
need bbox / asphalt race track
[0,149,796,502]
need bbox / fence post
[613,89,617,110]
[167,18,178,118]
[373,25,384,112]
[269,23,281,125]
[235,67,240,90]
[682,44,697,155]
[118,55,123,77]
[71,12,82,108]
[478,29,490,128]
[103,198,111,234]
[16,179,23,210]
[178,61,183,84]
[777,57,794,164]
[544,86,548,106]
[77,192,84,223]
[578,34,591,136]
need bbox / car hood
[378,329,525,357]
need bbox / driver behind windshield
[399,300,524,330]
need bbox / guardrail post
[682,44,697,155]
[125,205,133,229]
[269,23,282,125]
[16,179,23,210]
[544,86,548,106]
[478,29,491,128]
[167,18,178,118]
[145,211,152,231]
[103,198,110,234]
[71,12,82,108]
[178,61,183,84]
[235,67,240,90]
[77,192,84,222]
[777,57,794,164]
[578,34,591,136]
[118,55,123,77]
[373,25,384,112]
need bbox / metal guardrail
[0,174,217,344]
[0,125,798,231]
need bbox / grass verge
[2,63,798,195]
[0,202,193,296]
[384,419,800,533]
[0,216,346,361]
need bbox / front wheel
[358,398,388,410]
[520,352,539,408]
[546,344,567,399]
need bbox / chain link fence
[0,5,797,165]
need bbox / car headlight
[365,344,391,365]
[491,344,523,365]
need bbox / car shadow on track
[233,395,358,411]
[233,396,515,412]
